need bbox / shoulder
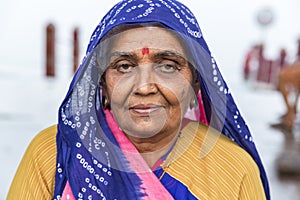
[28,125,57,152]
[14,124,58,169]
[24,125,58,162]
[25,124,58,173]
[183,122,258,172]
[164,122,264,199]
[20,124,58,172]
[7,125,58,199]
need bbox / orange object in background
[73,27,79,74]
[46,23,55,77]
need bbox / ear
[188,63,200,94]
[101,89,111,109]
[192,72,200,95]
[100,74,110,109]
[101,83,107,96]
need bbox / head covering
[54,0,270,199]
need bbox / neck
[126,131,179,168]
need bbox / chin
[123,122,165,139]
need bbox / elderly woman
[8,0,269,199]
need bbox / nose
[134,82,158,96]
[134,64,158,96]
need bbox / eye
[157,64,177,73]
[155,60,181,73]
[113,60,135,73]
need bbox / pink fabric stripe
[151,158,163,171]
[61,181,75,200]
[198,92,208,125]
[104,110,174,200]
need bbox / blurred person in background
[271,39,300,133]
[7,0,269,199]
[243,44,260,81]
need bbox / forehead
[109,26,185,55]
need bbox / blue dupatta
[53,0,270,199]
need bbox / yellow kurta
[7,125,57,200]
[7,123,266,199]
[162,122,266,199]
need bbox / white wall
[1,0,299,78]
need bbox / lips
[129,104,163,115]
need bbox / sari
[53,0,270,199]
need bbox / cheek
[156,67,194,101]
[159,86,190,117]
[159,78,194,103]
[165,84,195,118]
[105,74,134,106]
[180,89,187,99]
[104,75,118,98]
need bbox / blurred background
[1,0,300,199]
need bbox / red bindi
[142,47,149,55]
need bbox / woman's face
[104,26,196,142]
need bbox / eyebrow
[109,51,138,60]
[109,50,187,63]
[152,51,186,60]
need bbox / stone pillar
[46,23,55,77]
